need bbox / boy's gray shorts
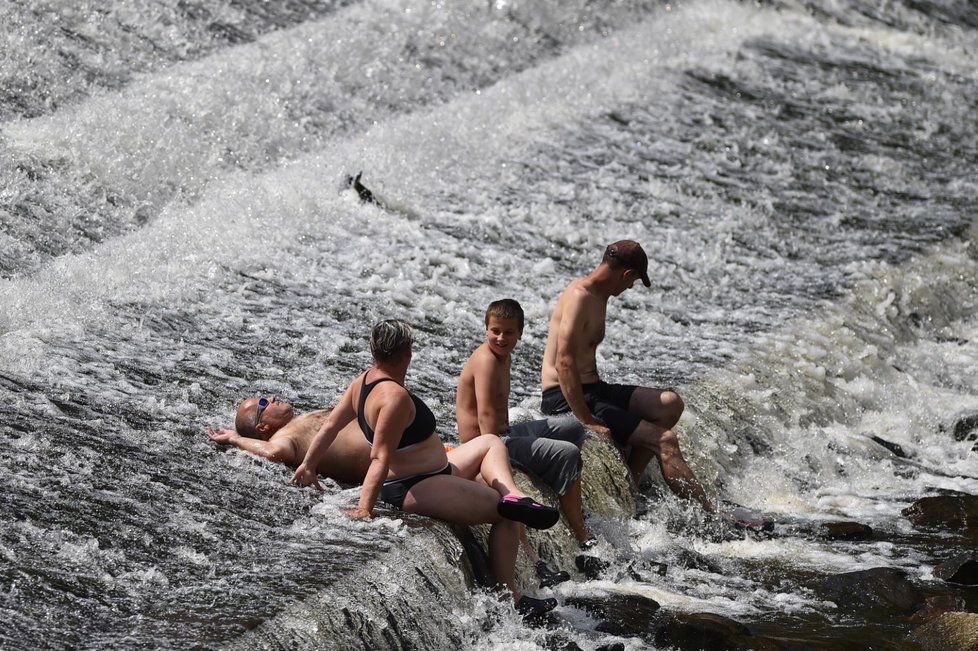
[502,416,586,496]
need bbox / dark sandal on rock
[516,595,558,619]
[497,495,560,530]
[535,560,570,588]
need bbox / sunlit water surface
[1,0,977,648]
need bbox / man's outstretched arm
[206,428,296,465]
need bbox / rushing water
[1,0,977,648]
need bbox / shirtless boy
[540,240,714,512]
[206,395,371,483]
[457,299,594,546]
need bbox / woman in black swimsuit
[292,320,559,615]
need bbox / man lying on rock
[205,395,372,484]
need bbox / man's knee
[659,390,684,424]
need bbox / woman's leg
[447,436,523,497]
[402,474,522,599]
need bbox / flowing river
[1,0,977,648]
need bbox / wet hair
[484,299,524,332]
[370,319,414,362]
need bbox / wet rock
[934,552,978,585]
[952,411,978,442]
[907,612,978,651]
[753,635,866,650]
[575,554,609,579]
[908,595,967,625]
[622,558,668,580]
[820,567,922,614]
[675,548,723,574]
[820,521,874,541]
[902,495,978,529]
[869,435,908,458]
[596,645,625,651]
[565,593,660,637]
[651,612,754,650]
[543,633,584,651]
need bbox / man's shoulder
[563,278,596,302]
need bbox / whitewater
[1,0,976,648]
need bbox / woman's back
[353,370,447,478]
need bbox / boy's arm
[206,428,297,465]
[472,354,507,439]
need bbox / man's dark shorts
[541,381,641,447]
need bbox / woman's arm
[290,380,360,490]
[347,387,413,518]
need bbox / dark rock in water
[902,495,978,529]
[575,554,609,579]
[651,612,753,650]
[675,548,723,574]
[907,612,978,650]
[820,521,874,541]
[627,558,668,579]
[544,632,584,651]
[820,567,922,614]
[450,524,493,588]
[595,645,625,651]
[565,593,660,637]
[346,171,380,205]
[752,635,867,650]
[870,435,908,458]
[952,411,978,442]
[934,553,978,585]
[908,595,968,625]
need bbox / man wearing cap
[539,240,714,512]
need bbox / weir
[229,440,634,649]
[4,0,978,647]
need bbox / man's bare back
[541,278,607,390]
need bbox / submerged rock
[565,592,660,637]
[820,567,922,614]
[575,553,609,579]
[908,612,978,651]
[908,595,967,625]
[820,521,874,540]
[674,548,723,574]
[902,495,978,529]
[934,552,978,585]
[951,411,978,442]
[869,435,908,458]
[651,612,754,650]
[752,635,867,650]
[543,632,584,651]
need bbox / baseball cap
[605,240,651,287]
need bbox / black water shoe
[497,495,560,530]
[516,595,558,619]
[535,560,570,588]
